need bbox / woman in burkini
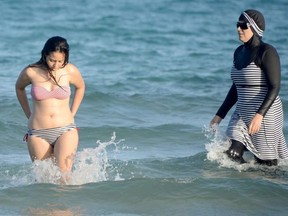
[16,36,85,180]
[210,9,288,166]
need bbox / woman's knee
[225,140,246,163]
[53,129,79,171]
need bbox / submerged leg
[53,128,79,184]
[225,140,246,164]
[254,157,278,166]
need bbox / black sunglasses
[236,22,250,30]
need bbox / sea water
[1,0,288,215]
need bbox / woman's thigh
[27,136,53,161]
[53,128,79,172]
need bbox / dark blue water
[1,0,288,215]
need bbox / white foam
[9,132,126,186]
[204,124,260,172]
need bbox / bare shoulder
[24,66,39,77]
[21,65,46,79]
[65,63,84,86]
[66,63,81,75]
[16,66,34,88]
[17,66,36,81]
[17,65,46,84]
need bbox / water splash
[203,124,288,176]
[203,124,254,171]
[10,132,126,186]
[31,158,62,184]
[71,132,125,185]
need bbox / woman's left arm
[249,44,280,134]
[69,64,85,117]
[257,44,281,116]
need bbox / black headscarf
[239,9,265,38]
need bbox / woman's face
[236,21,254,43]
[46,51,65,71]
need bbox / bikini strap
[23,133,28,142]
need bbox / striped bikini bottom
[26,123,77,146]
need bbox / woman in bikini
[15,36,85,181]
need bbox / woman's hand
[248,113,263,135]
[210,115,222,127]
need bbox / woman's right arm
[210,83,238,126]
[211,47,241,127]
[15,68,32,119]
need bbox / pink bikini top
[31,85,71,101]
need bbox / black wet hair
[30,36,70,86]
[40,36,70,69]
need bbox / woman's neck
[244,35,261,48]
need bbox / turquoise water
[1,0,288,215]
